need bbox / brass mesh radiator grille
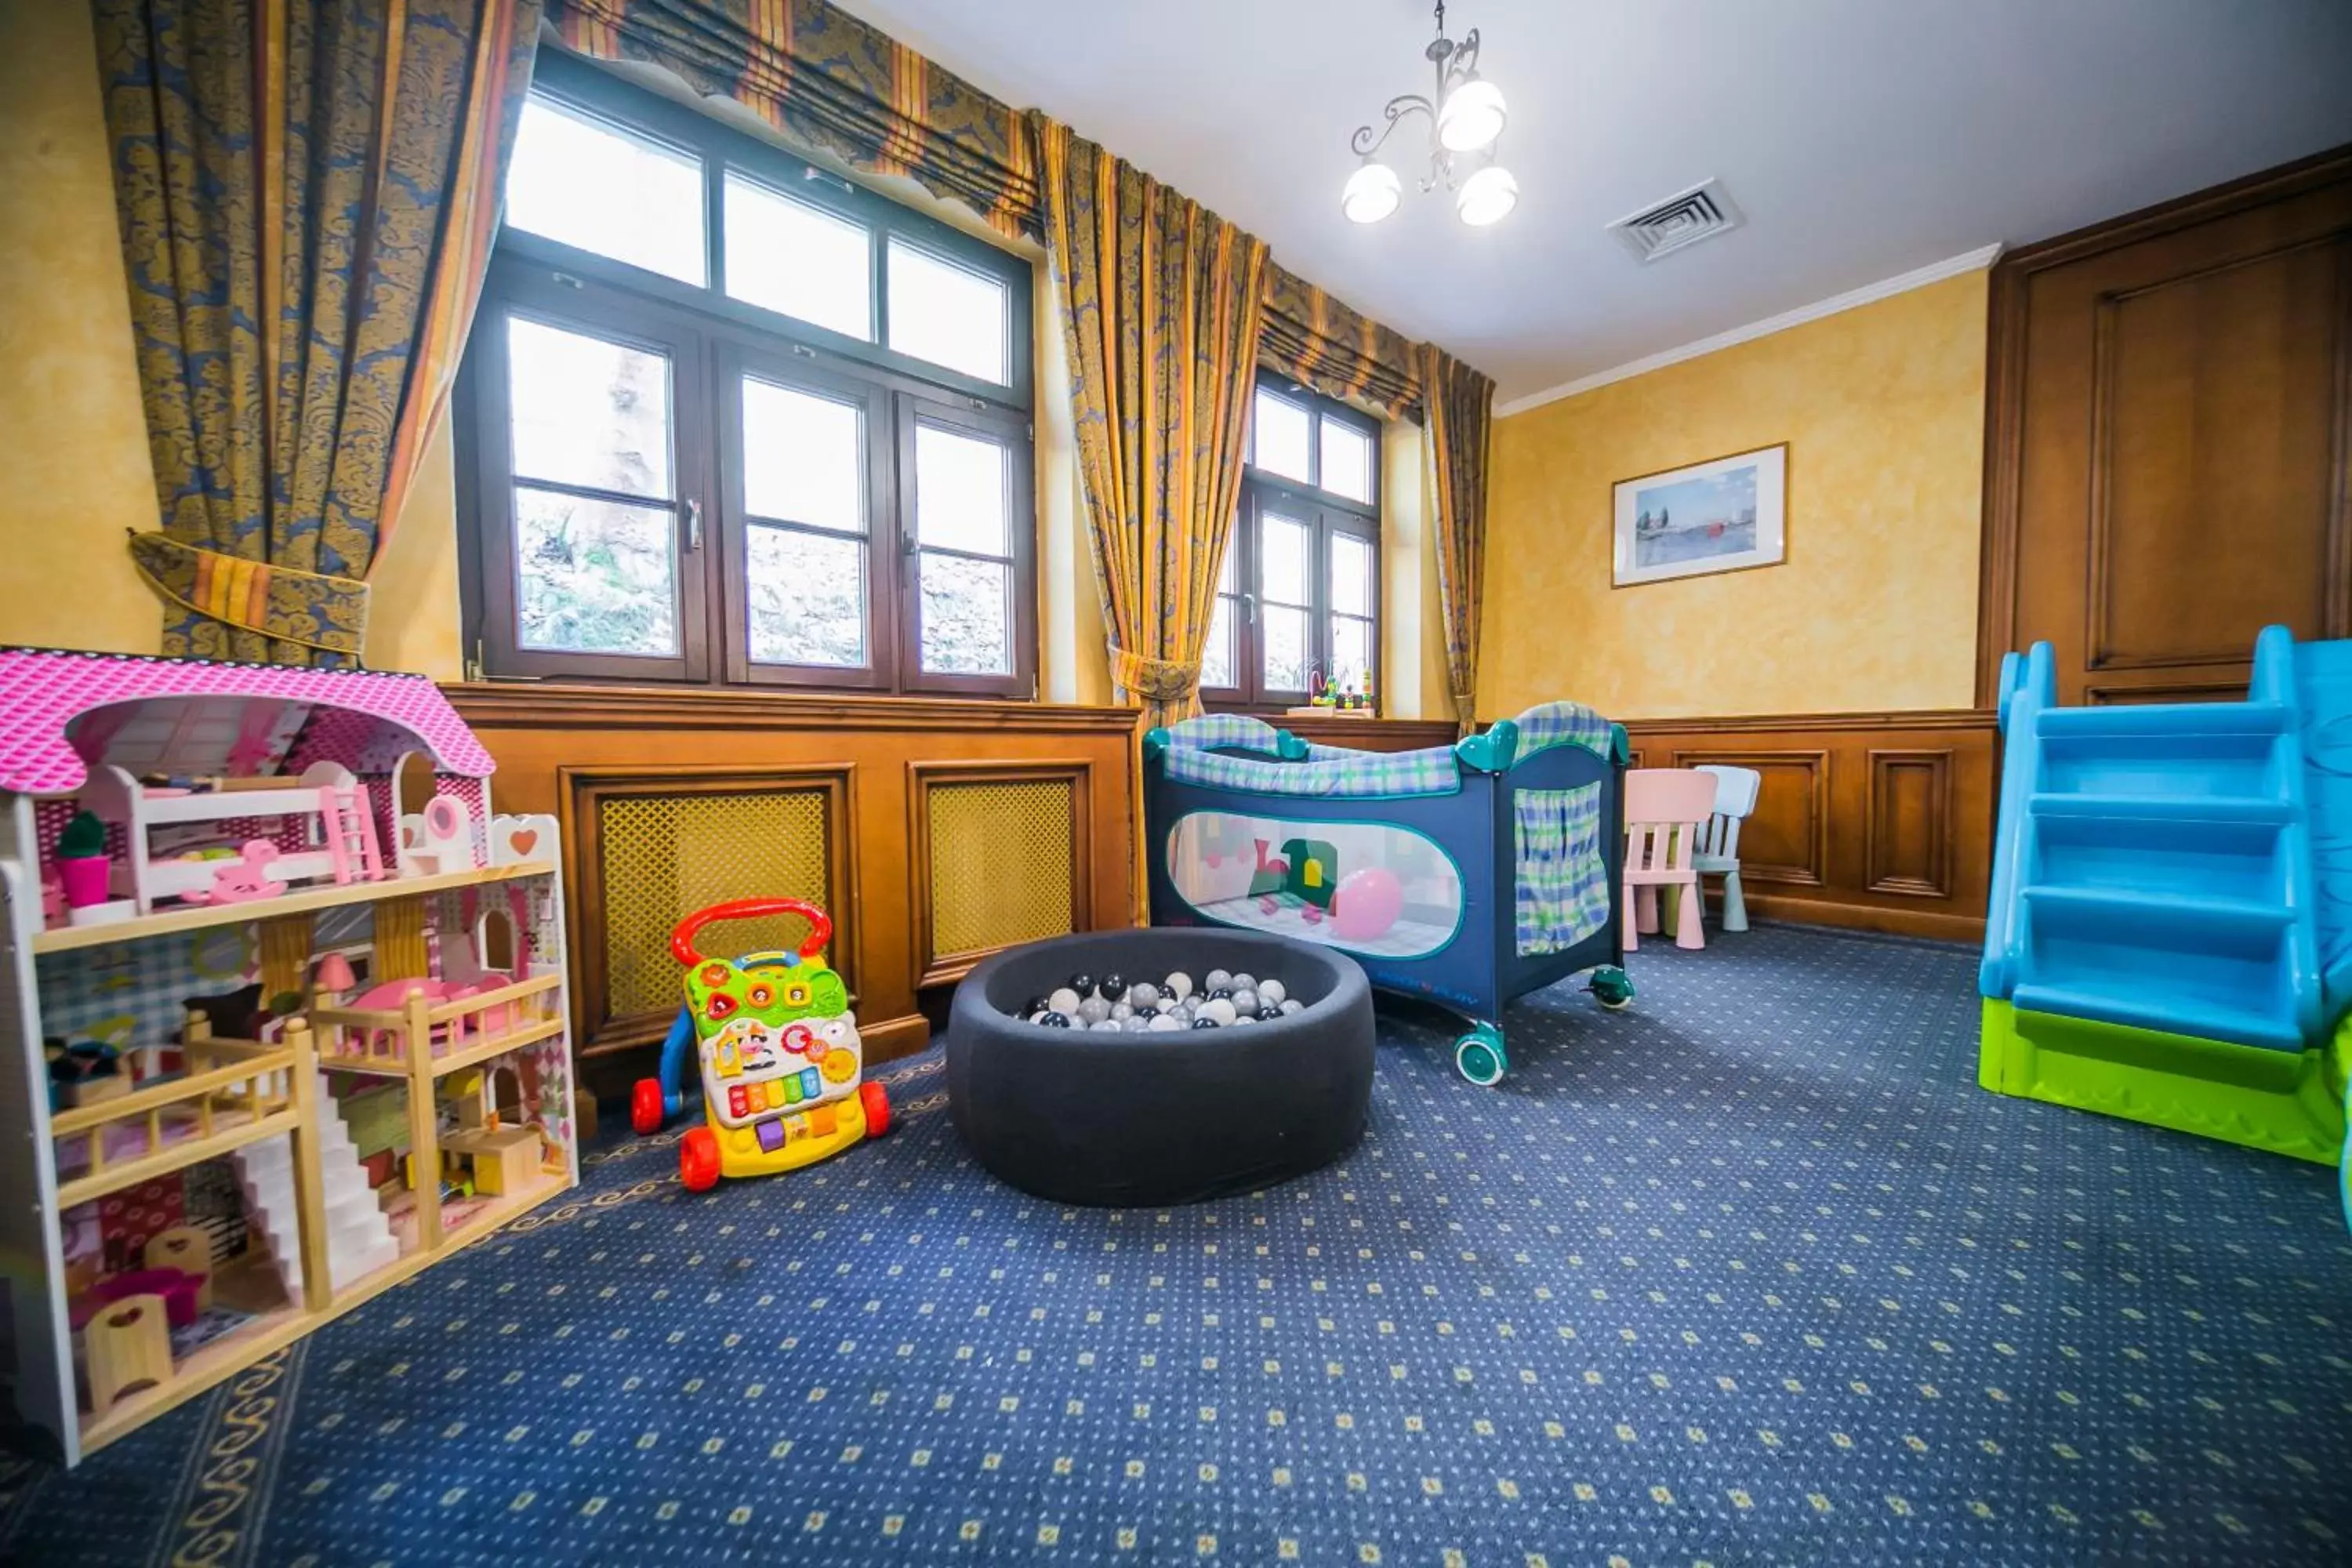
[925,779,1075,960]
[597,788,831,1018]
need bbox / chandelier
[1343,2,1516,227]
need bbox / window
[1202,378,1382,710]
[459,53,1035,695]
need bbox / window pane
[1319,419,1374,503]
[1262,604,1308,691]
[888,239,1009,384]
[1251,389,1312,484]
[1202,597,1236,690]
[914,423,1009,556]
[919,554,1012,674]
[506,318,673,499]
[742,378,864,533]
[724,172,872,340]
[1331,615,1372,695]
[1260,513,1310,605]
[506,97,706,285]
[513,486,677,655]
[1330,532,1374,615]
[746,524,866,667]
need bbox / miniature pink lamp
[314,951,358,1004]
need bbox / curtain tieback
[1110,645,1200,705]
[127,532,372,658]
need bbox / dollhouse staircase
[233,1070,399,1296]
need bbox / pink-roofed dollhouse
[0,648,577,1467]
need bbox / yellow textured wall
[0,1,161,655]
[1480,271,1988,720]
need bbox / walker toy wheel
[1454,1025,1508,1087]
[1590,967,1635,1011]
[630,1077,666,1136]
[680,1127,722,1192]
[860,1080,892,1138]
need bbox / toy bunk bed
[1142,702,1632,1083]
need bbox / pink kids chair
[1622,769,1719,951]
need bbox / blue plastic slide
[1978,626,2351,1186]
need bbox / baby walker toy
[630,898,890,1191]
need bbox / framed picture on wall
[1612,443,1788,586]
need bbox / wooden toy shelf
[50,1018,304,1210]
[31,859,557,956]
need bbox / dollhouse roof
[0,648,495,797]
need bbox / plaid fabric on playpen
[1513,783,1611,955]
[1162,742,1461,800]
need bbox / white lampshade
[1436,77,1508,153]
[1456,163,1518,227]
[1341,162,1402,224]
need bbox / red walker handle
[671,898,833,967]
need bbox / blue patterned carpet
[5,925,2350,1566]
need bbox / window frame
[456,52,1036,696]
[1201,376,1383,712]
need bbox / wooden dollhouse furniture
[0,648,578,1466]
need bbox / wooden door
[1980,145,2352,706]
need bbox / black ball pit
[947,927,1374,1207]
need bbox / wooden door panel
[1982,145,2352,707]
[2092,238,2345,672]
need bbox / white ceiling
[833,0,2352,403]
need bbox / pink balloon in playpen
[1329,866,1404,942]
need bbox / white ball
[1049,987,1081,1016]
[1163,971,1193,1001]
[1231,1013,1254,1025]
[1230,973,1257,995]
[1127,982,1159,1009]
[1078,996,1112,1024]
[1147,1013,1182,1032]
[1202,997,1237,1026]
[1203,968,1232,993]
[1279,998,1303,1014]
[1258,978,1287,1005]
[1229,989,1259,1015]
[1110,1002,1135,1022]
[1122,1015,1151,1033]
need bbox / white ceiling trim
[1493,242,2005,419]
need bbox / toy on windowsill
[630,898,891,1192]
[180,840,288,904]
[53,810,135,927]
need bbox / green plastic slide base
[1978,999,2347,1165]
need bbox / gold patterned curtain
[543,0,1040,241]
[1033,114,1269,738]
[95,0,541,665]
[1417,344,1496,732]
[1260,262,1422,419]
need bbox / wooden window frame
[1201,376,1383,713]
[456,51,1036,698]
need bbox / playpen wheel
[630,1077,666,1136]
[860,1080,892,1138]
[679,1127,722,1192]
[1590,967,1635,1011]
[1454,1027,1508,1087]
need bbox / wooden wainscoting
[447,684,1139,1094]
[1621,710,1998,942]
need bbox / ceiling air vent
[1607,179,1744,263]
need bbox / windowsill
[441,679,1138,733]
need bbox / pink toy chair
[1622,769,1719,951]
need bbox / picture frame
[1612,443,1788,586]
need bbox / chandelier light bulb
[1456,163,1518,227]
[1341,162,1403,224]
[1436,77,1507,153]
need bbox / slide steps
[233,1070,399,1296]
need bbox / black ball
[1191,1016,1221,1029]
[1208,986,1234,1001]
[1025,996,1050,1017]
[1099,971,1126,999]
[1038,1011,1072,1029]
[1257,1005,1284,1022]
[1069,974,1096,999]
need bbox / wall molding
[1495,244,2005,418]
[1620,709,1997,943]
[446,681,1142,737]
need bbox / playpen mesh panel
[598,789,831,1018]
[927,780,1075,960]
